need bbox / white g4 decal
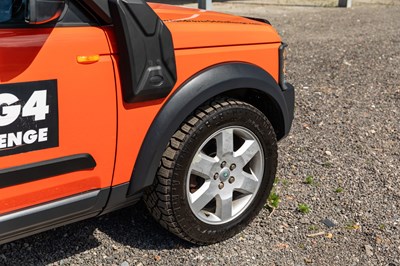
[0,90,49,127]
[0,93,21,127]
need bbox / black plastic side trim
[101,182,142,215]
[0,154,96,189]
[127,63,293,196]
[279,42,290,91]
[0,188,109,245]
[109,0,177,103]
[282,82,295,133]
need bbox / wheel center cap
[219,167,231,182]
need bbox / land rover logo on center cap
[219,168,230,182]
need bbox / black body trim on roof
[109,0,177,103]
[0,154,96,189]
[127,62,294,196]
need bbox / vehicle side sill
[0,189,109,245]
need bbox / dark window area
[60,2,100,26]
[0,0,26,25]
[0,1,99,28]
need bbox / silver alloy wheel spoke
[190,182,216,213]
[234,139,260,165]
[191,152,218,179]
[216,128,234,159]
[236,171,259,194]
[216,194,233,221]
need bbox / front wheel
[144,98,278,244]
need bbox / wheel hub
[219,167,231,182]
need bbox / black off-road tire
[143,98,278,244]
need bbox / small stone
[275,243,289,249]
[282,223,289,228]
[304,258,313,263]
[321,218,336,228]
[325,151,332,156]
[136,263,143,266]
[154,255,161,262]
[353,223,361,230]
[299,218,309,224]
[343,60,352,66]
[120,262,129,266]
[365,245,373,257]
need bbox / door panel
[0,26,117,215]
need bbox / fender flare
[127,62,292,195]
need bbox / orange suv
[0,0,294,245]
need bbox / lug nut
[213,173,219,180]
[221,161,227,168]
[229,176,235,184]
[230,164,236,170]
[218,182,224,189]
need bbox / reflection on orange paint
[0,176,100,215]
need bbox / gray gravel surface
[1,4,399,266]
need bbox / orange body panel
[109,41,281,186]
[150,4,281,49]
[0,27,117,214]
[107,5,281,186]
[0,4,281,215]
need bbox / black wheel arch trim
[127,62,294,196]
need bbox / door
[0,1,117,217]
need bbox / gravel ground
[1,4,399,266]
